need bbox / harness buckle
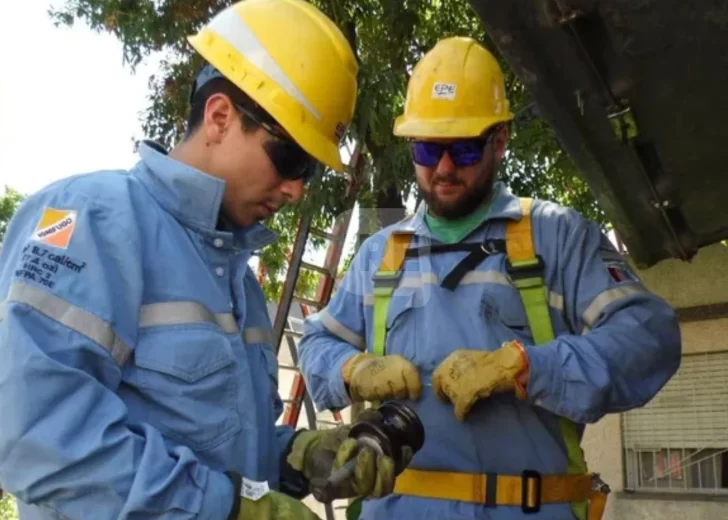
[506,255,546,281]
[521,469,542,514]
[591,473,612,495]
[372,270,404,289]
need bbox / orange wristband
[510,340,529,400]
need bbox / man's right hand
[341,353,421,402]
[237,491,322,520]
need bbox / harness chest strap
[370,198,608,519]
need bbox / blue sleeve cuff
[276,425,296,457]
[523,344,564,413]
[199,469,234,520]
[327,350,359,411]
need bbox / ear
[202,93,236,145]
[492,125,510,163]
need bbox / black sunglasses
[234,103,318,184]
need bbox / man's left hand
[432,340,530,421]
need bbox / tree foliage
[49,0,604,301]
[0,186,25,244]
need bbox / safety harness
[370,198,610,520]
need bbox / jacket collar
[393,181,525,238]
[132,140,277,250]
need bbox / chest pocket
[128,327,241,452]
[381,287,420,359]
[482,279,535,343]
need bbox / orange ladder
[268,137,367,520]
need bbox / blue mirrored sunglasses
[410,137,490,168]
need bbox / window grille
[622,351,728,493]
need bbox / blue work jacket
[298,182,682,520]
[0,141,298,519]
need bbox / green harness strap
[507,198,588,520]
[371,232,415,357]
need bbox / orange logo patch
[32,208,78,249]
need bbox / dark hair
[185,76,263,139]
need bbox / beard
[418,157,496,220]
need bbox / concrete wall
[583,243,728,519]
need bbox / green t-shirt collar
[424,200,492,244]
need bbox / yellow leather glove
[237,491,321,520]
[286,420,403,499]
[342,353,421,402]
[432,340,529,421]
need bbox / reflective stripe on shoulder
[582,284,647,330]
[319,308,365,350]
[243,327,273,345]
[397,271,512,289]
[367,270,564,311]
[3,281,131,366]
[139,301,238,334]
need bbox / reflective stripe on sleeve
[319,308,365,350]
[3,281,131,366]
[582,284,647,329]
[243,327,273,345]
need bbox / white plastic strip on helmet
[207,6,321,120]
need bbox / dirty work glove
[342,353,421,402]
[286,418,406,499]
[226,473,322,520]
[237,492,321,520]
[432,340,529,421]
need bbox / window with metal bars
[622,351,728,494]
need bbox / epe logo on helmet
[31,208,78,250]
[432,82,457,100]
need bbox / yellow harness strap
[506,197,536,263]
[371,231,414,358]
[504,198,595,520]
[504,197,557,346]
[394,469,607,520]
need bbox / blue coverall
[0,141,302,519]
[298,181,682,520]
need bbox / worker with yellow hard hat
[299,36,681,519]
[0,1,400,519]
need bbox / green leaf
[0,186,26,244]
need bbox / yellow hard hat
[187,0,358,172]
[393,37,514,139]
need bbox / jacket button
[215,267,225,277]
[213,238,224,248]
